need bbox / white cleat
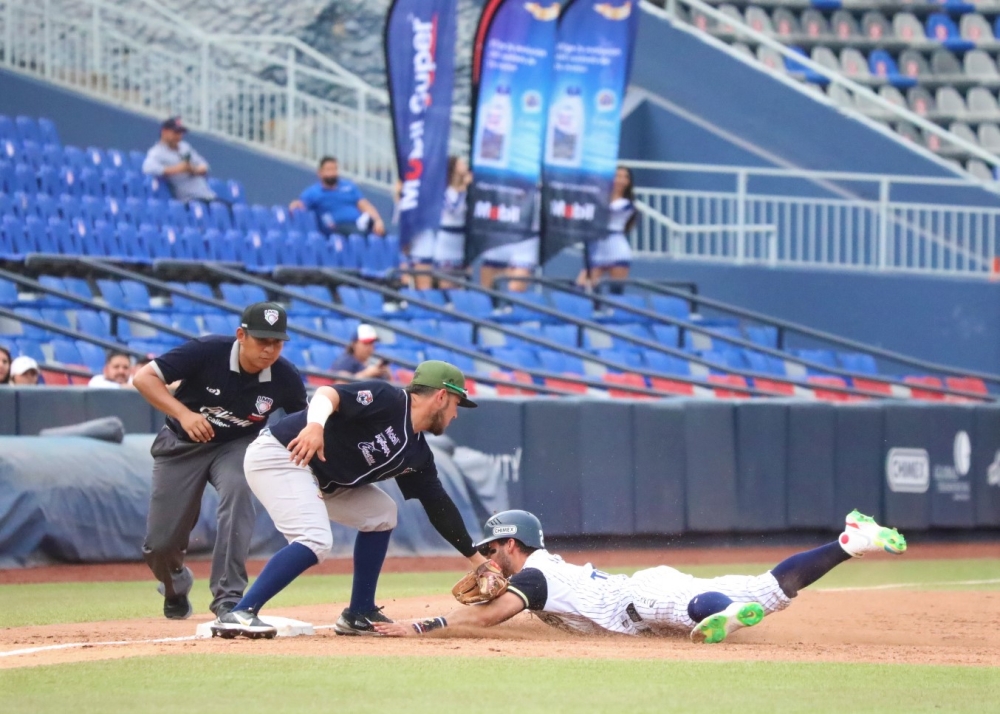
[840,510,907,557]
[209,609,277,640]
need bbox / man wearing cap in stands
[141,116,221,204]
[9,355,40,385]
[329,323,391,380]
[132,302,308,620]
[209,360,485,640]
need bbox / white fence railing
[0,0,474,187]
[629,162,1000,276]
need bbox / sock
[349,529,393,614]
[770,541,852,598]
[688,591,734,623]
[233,542,318,614]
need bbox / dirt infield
[2,542,998,671]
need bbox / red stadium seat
[544,376,588,394]
[603,372,654,399]
[945,376,988,396]
[490,370,536,396]
[39,369,70,385]
[306,375,337,387]
[753,378,795,396]
[808,375,864,401]
[649,376,695,395]
[708,374,750,398]
[852,377,893,396]
[903,376,946,401]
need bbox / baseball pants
[243,432,396,561]
[629,566,791,634]
[142,427,257,614]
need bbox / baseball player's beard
[426,405,449,436]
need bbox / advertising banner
[384,0,457,249]
[540,0,639,262]
[466,0,561,262]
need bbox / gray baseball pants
[142,427,256,615]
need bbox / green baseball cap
[410,360,477,408]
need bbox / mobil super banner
[541,0,639,262]
[384,0,457,249]
[466,0,560,261]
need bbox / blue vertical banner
[384,0,457,250]
[466,0,561,263]
[540,0,639,263]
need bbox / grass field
[3,557,998,713]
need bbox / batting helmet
[473,510,545,550]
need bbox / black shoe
[213,601,237,618]
[164,594,192,620]
[333,606,392,636]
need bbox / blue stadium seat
[47,218,78,254]
[15,338,46,363]
[742,350,786,376]
[96,279,127,309]
[203,313,239,334]
[78,167,102,196]
[616,323,653,348]
[128,150,145,172]
[425,346,476,373]
[344,233,368,271]
[927,13,974,52]
[250,204,276,232]
[231,203,253,233]
[85,146,107,168]
[91,221,121,259]
[0,161,14,193]
[187,200,209,228]
[794,348,838,372]
[645,351,692,375]
[1,139,24,165]
[869,49,916,89]
[13,163,37,194]
[166,200,190,228]
[699,349,745,372]
[208,202,232,231]
[597,294,649,323]
[292,208,318,233]
[38,118,60,147]
[378,346,423,366]
[145,175,170,200]
[123,171,145,199]
[21,140,43,169]
[337,286,383,316]
[26,215,57,253]
[0,278,19,306]
[538,349,573,374]
[323,317,360,341]
[651,323,680,347]
[209,232,239,262]
[75,311,112,340]
[549,291,594,321]
[15,116,41,144]
[75,340,107,373]
[649,295,690,320]
[52,338,84,366]
[439,320,475,347]
[104,148,127,170]
[120,280,155,311]
[57,193,80,222]
[0,115,15,142]
[594,349,644,369]
[388,320,430,348]
[309,343,340,371]
[745,326,779,348]
[226,179,246,204]
[42,144,64,168]
[34,194,58,222]
[838,352,878,375]
[449,290,494,320]
[271,205,294,231]
[496,291,554,324]
[490,347,540,370]
[80,195,106,225]
[102,168,127,199]
[181,227,210,261]
[63,145,86,171]
[541,323,578,349]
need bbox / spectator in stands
[9,356,40,385]
[88,350,133,388]
[430,156,473,290]
[330,324,391,380]
[0,344,10,385]
[580,166,636,294]
[289,157,386,238]
[142,117,221,204]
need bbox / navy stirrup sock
[770,541,852,598]
[688,591,734,622]
[233,542,318,614]
[349,530,393,614]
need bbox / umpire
[133,302,307,620]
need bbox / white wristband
[306,392,334,426]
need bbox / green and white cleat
[841,509,907,556]
[690,602,765,644]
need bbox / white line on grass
[2,577,998,660]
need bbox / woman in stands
[432,156,472,289]
[0,344,11,385]
[582,166,637,294]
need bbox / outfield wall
[1,388,997,566]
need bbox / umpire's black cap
[240,302,290,341]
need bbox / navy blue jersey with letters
[153,335,308,443]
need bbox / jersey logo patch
[263,309,280,325]
[255,396,274,415]
[356,390,373,406]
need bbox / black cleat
[333,606,392,636]
[210,610,277,640]
[163,594,192,620]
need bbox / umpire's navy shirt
[268,380,476,557]
[152,335,308,444]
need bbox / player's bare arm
[133,362,215,442]
[375,591,526,637]
[287,387,341,465]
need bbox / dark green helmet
[473,510,545,550]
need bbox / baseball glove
[452,559,508,605]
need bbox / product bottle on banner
[545,86,585,168]
[474,85,513,168]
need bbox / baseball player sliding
[375,508,907,643]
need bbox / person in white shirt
[376,508,907,644]
[426,156,472,290]
[88,350,132,388]
[142,117,219,204]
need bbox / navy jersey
[152,335,308,443]
[269,380,435,493]
[329,350,366,375]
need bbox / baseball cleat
[690,602,765,644]
[157,567,194,620]
[334,606,392,636]
[210,610,277,640]
[840,509,907,557]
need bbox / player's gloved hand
[178,409,214,442]
[287,422,325,466]
[452,559,508,605]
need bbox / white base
[195,616,315,639]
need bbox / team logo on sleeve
[263,309,279,325]
[357,390,374,406]
[255,396,274,415]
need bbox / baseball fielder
[376,508,907,643]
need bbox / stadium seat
[449,290,494,320]
[708,374,750,398]
[904,375,947,400]
[604,372,654,399]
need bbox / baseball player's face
[484,539,516,577]
[426,391,461,436]
[237,332,284,373]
